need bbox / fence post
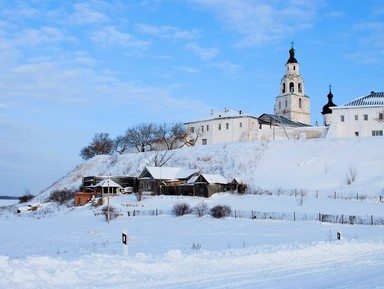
[334,191,336,199]
[356,193,359,201]
[133,210,136,217]
[293,212,296,222]
[156,209,158,216]
[371,215,374,225]
[341,214,344,224]
[319,213,321,222]
[316,190,318,198]
[251,210,254,219]
[235,210,237,219]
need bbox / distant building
[274,44,310,125]
[326,91,384,138]
[184,109,259,146]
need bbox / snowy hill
[38,137,384,201]
[2,137,384,289]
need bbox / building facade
[326,91,384,138]
[185,109,259,146]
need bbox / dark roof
[258,114,309,127]
[321,88,337,115]
[287,47,298,64]
[343,91,384,107]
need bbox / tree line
[80,122,199,161]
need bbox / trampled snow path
[1,241,384,289]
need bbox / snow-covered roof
[343,92,384,107]
[93,178,122,188]
[185,108,257,124]
[142,167,199,180]
[189,174,229,184]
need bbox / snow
[1,137,384,288]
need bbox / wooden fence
[121,209,384,226]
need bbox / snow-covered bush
[210,205,231,218]
[19,193,35,203]
[47,189,74,206]
[101,206,119,221]
[193,201,209,217]
[172,203,191,216]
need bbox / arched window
[293,66,296,70]
[289,82,294,92]
[282,83,286,93]
[298,83,302,93]
[299,98,302,108]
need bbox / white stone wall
[326,106,384,138]
[186,114,259,146]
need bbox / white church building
[185,45,383,146]
[325,91,384,138]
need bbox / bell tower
[274,43,310,125]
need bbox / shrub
[210,205,232,218]
[193,201,209,217]
[101,206,119,221]
[19,194,35,203]
[172,203,191,216]
[47,189,74,205]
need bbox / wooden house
[187,173,229,198]
[138,166,199,195]
[82,175,138,197]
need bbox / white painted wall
[326,106,384,138]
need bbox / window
[298,83,302,93]
[289,82,294,92]
[299,98,302,109]
[364,114,368,121]
[218,124,221,130]
[355,115,358,121]
[285,99,288,108]
[372,130,383,136]
[189,139,195,146]
[206,125,209,131]
[226,123,229,130]
[340,115,345,122]
[282,83,285,93]
[379,113,383,120]
[293,65,296,70]
[239,122,243,128]
[201,125,204,132]
[190,126,195,133]
[202,139,207,145]
[355,132,359,137]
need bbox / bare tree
[125,123,157,152]
[156,122,190,150]
[113,134,130,154]
[80,133,114,160]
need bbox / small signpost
[122,228,128,256]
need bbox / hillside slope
[37,137,384,201]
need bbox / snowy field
[1,138,384,288]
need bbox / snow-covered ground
[1,138,384,288]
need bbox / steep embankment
[37,137,384,201]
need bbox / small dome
[287,47,298,64]
[321,87,337,115]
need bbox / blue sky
[1,0,383,196]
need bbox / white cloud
[190,0,321,47]
[68,2,110,25]
[136,23,200,40]
[91,26,150,49]
[185,43,218,60]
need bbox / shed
[188,173,229,198]
[74,192,93,206]
[138,166,199,195]
[91,178,122,198]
